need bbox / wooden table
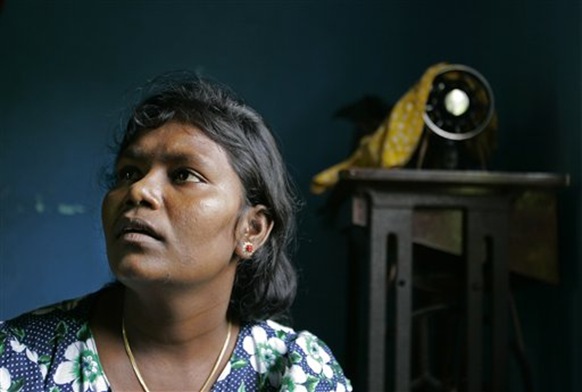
[338,169,569,391]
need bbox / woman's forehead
[119,123,230,166]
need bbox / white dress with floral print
[0,290,351,392]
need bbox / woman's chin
[110,256,168,284]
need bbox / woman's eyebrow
[119,146,210,166]
[118,146,149,160]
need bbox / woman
[0,75,351,391]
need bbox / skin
[91,121,273,390]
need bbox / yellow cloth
[311,63,449,194]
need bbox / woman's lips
[114,217,164,243]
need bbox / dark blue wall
[1,1,580,390]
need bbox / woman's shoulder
[0,292,102,391]
[0,293,98,363]
[226,319,352,392]
[1,293,95,342]
[243,319,297,339]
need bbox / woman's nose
[125,172,162,210]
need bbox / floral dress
[0,291,352,392]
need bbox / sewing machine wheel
[423,64,495,141]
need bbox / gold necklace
[121,317,232,392]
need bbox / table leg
[489,211,509,391]
[466,210,485,391]
[368,208,413,391]
[466,208,509,391]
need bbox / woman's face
[102,121,245,288]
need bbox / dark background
[0,1,580,390]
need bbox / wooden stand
[339,169,568,391]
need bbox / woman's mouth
[115,217,164,243]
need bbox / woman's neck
[120,281,233,346]
[90,282,238,391]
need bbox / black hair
[112,72,299,323]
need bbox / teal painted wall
[1,1,579,390]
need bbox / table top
[339,168,570,190]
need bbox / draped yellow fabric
[311,63,449,194]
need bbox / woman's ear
[235,205,274,259]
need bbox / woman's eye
[115,166,140,184]
[172,169,203,184]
